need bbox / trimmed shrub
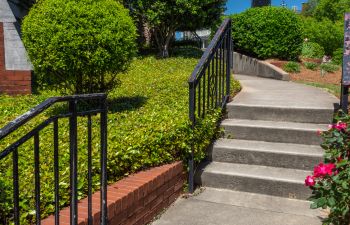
[304,62,318,71]
[22,0,137,94]
[320,63,339,73]
[301,42,325,59]
[230,7,303,60]
[284,62,301,73]
[302,17,343,56]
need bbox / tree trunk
[154,27,174,58]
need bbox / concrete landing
[152,188,325,225]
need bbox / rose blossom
[329,122,347,131]
[305,175,315,187]
[313,163,335,177]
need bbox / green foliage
[230,7,303,60]
[301,42,325,59]
[283,62,301,73]
[307,112,350,224]
[304,62,318,70]
[132,0,226,57]
[332,48,344,65]
[313,0,350,22]
[0,52,241,223]
[22,0,137,94]
[302,17,343,56]
[301,0,319,17]
[320,63,340,73]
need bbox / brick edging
[42,161,184,225]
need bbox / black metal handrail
[0,93,108,225]
[188,18,232,193]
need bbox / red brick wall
[0,22,32,95]
[42,162,184,225]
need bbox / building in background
[251,0,271,7]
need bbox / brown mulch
[265,59,341,86]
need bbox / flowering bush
[305,112,350,225]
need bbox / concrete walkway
[152,75,338,225]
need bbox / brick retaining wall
[42,161,184,225]
[0,22,32,95]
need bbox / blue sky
[226,0,306,14]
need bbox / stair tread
[203,162,310,184]
[222,119,328,131]
[228,102,334,110]
[214,139,324,157]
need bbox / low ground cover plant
[305,112,350,224]
[320,63,339,73]
[304,62,318,71]
[0,51,241,223]
[283,62,301,73]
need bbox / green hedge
[22,0,137,94]
[301,42,325,59]
[0,53,240,223]
[230,7,303,60]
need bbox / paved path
[152,75,338,225]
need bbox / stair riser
[227,105,334,124]
[211,147,322,170]
[196,172,311,200]
[223,125,322,145]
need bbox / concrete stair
[196,74,338,203]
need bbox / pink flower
[313,163,336,177]
[329,122,347,131]
[317,130,323,136]
[305,175,315,187]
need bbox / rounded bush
[231,7,303,60]
[301,42,325,59]
[332,48,343,65]
[283,61,301,73]
[22,0,137,94]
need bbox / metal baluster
[219,42,223,106]
[198,77,201,118]
[34,133,41,225]
[207,63,210,112]
[226,30,231,98]
[222,36,226,104]
[188,81,195,193]
[100,97,108,225]
[53,119,59,225]
[87,115,93,225]
[215,50,219,107]
[13,147,20,225]
[211,58,215,108]
[203,68,206,116]
[69,100,78,225]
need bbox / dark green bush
[22,0,137,94]
[332,48,344,65]
[0,53,241,223]
[284,62,301,73]
[230,7,303,60]
[301,42,325,59]
[302,17,343,56]
[320,63,339,73]
[304,62,318,71]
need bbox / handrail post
[189,81,195,194]
[100,96,108,225]
[226,20,232,98]
[69,99,78,225]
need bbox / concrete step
[152,188,325,225]
[227,103,334,124]
[211,139,323,170]
[193,188,326,219]
[195,162,311,200]
[222,119,328,145]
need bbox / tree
[22,0,137,94]
[314,0,350,22]
[301,0,319,16]
[132,0,226,57]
